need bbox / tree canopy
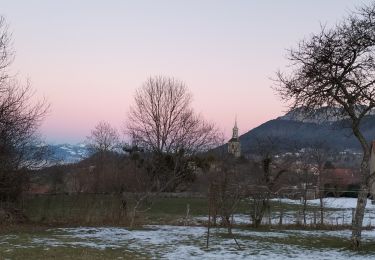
[275,2,375,248]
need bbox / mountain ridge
[237,111,375,154]
[47,108,375,162]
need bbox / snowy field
[1,225,375,259]
[275,197,375,209]
[275,197,375,226]
[196,198,375,227]
[1,198,375,259]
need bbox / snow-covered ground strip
[1,225,375,259]
[274,197,375,209]
[196,198,375,226]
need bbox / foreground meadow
[1,196,375,259]
[1,225,375,259]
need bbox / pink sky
[1,0,371,143]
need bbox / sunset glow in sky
[1,0,372,143]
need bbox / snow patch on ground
[1,225,375,259]
[195,198,375,227]
[274,197,375,209]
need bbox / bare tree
[246,136,294,227]
[0,16,49,206]
[208,158,242,231]
[84,121,121,193]
[206,156,245,250]
[0,16,12,82]
[126,75,222,191]
[86,121,120,154]
[128,76,220,154]
[294,161,316,226]
[121,76,222,227]
[275,2,375,248]
[307,142,332,225]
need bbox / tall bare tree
[126,75,222,190]
[275,3,375,248]
[86,121,120,154]
[128,76,220,154]
[0,16,48,205]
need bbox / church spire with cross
[228,116,241,157]
[233,115,239,139]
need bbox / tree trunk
[351,148,370,248]
[351,182,369,248]
[319,196,324,225]
[317,167,324,225]
[350,124,370,249]
[303,188,307,226]
[254,218,262,228]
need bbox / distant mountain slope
[48,143,89,164]
[238,113,375,154]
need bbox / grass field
[1,195,375,259]
[21,194,375,227]
[22,195,210,225]
[21,194,314,225]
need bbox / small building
[323,168,361,186]
[228,118,241,157]
[322,168,361,196]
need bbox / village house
[322,168,361,197]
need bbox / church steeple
[232,116,239,139]
[228,116,241,157]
